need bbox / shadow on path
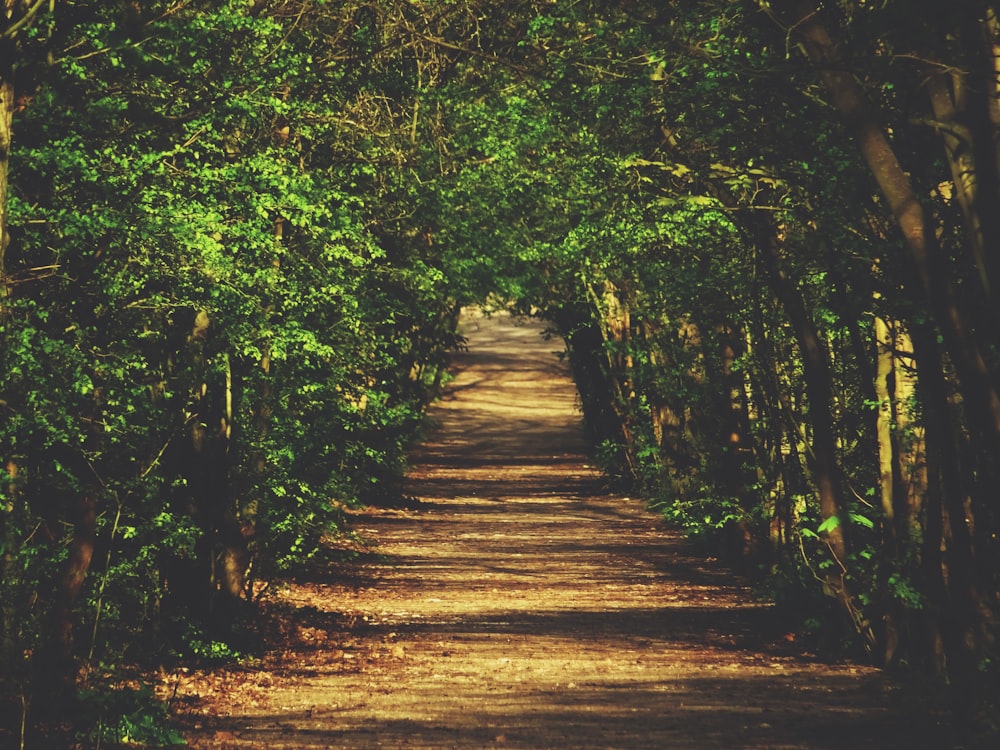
[179,310,951,750]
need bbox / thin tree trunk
[582,275,638,477]
[753,218,874,648]
[875,315,929,665]
[33,492,96,705]
[748,306,802,568]
[909,322,983,716]
[873,314,902,664]
[713,324,760,561]
[888,323,941,673]
[755,223,848,561]
[1,459,19,678]
[874,316,895,544]
[0,35,13,302]
[187,312,247,625]
[887,324,923,548]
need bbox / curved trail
[180,310,943,749]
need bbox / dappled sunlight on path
[178,309,948,749]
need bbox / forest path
[177,310,945,749]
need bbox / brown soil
[172,310,952,749]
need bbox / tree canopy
[2,0,999,744]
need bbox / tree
[2,1,477,738]
[759,0,1000,725]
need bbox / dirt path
[176,310,948,749]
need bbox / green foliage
[886,571,924,610]
[1,1,472,727]
[175,621,244,664]
[654,491,746,542]
[78,684,186,748]
[2,0,999,739]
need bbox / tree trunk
[32,492,96,706]
[874,316,896,545]
[747,304,804,569]
[582,275,639,478]
[1,459,19,679]
[765,0,999,708]
[874,314,902,664]
[947,7,1000,320]
[1,2,23,690]
[186,313,247,628]
[887,323,942,674]
[0,34,13,302]
[713,324,761,562]
[767,0,1000,458]
[753,217,874,648]
[755,223,848,559]
[909,322,984,716]
[875,314,931,666]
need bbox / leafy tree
[1,0,471,738]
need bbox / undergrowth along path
[177,309,947,749]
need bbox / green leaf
[848,512,874,529]
[817,515,841,534]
